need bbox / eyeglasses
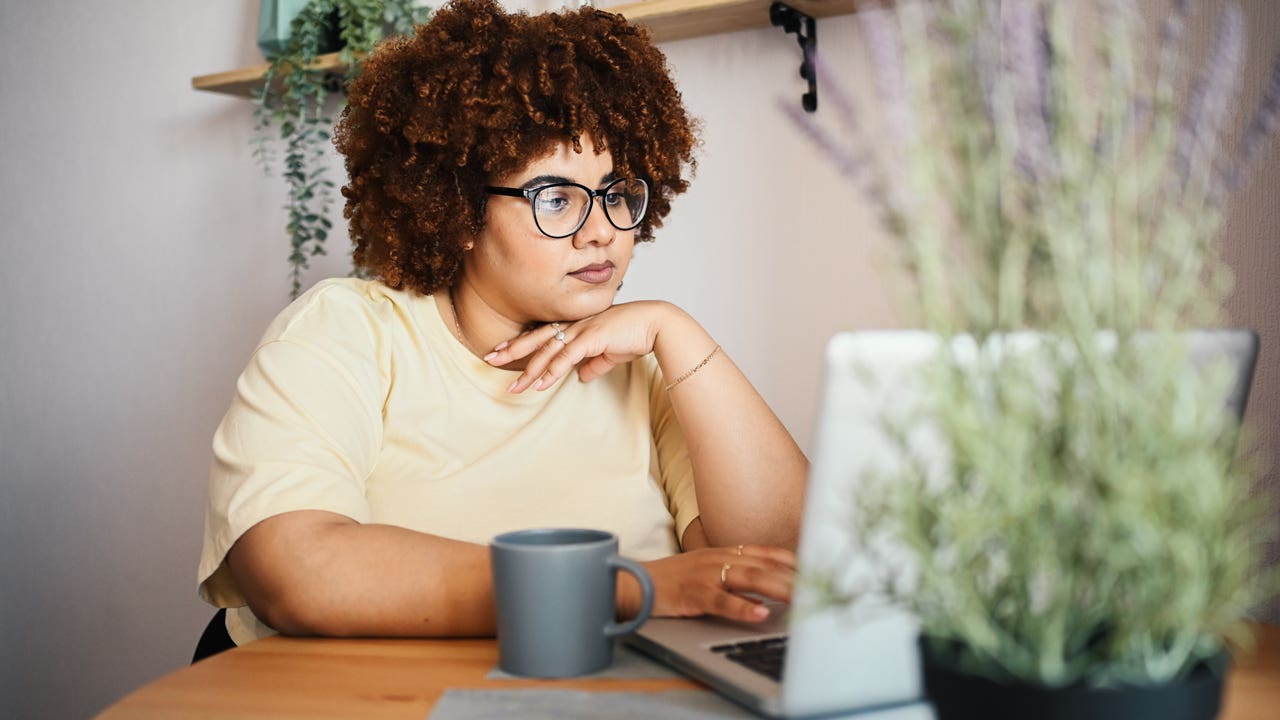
[484,177,650,239]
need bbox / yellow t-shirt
[197,278,699,645]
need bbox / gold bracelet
[665,345,722,390]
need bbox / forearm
[228,511,496,638]
[653,306,808,550]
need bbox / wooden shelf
[192,0,858,97]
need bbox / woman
[196,0,807,650]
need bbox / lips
[568,261,616,285]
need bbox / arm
[204,287,501,638]
[217,291,799,636]
[650,305,808,549]
[219,350,789,637]
[227,510,497,637]
[493,301,808,550]
[232,510,794,636]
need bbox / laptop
[625,329,1259,719]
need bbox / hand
[618,545,797,623]
[484,301,673,392]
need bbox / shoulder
[259,278,430,346]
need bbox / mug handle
[603,555,655,638]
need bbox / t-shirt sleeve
[197,283,389,607]
[645,356,700,547]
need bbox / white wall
[1,2,297,717]
[0,2,1275,718]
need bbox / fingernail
[752,605,769,619]
[507,380,519,392]
[483,351,498,362]
[494,341,509,351]
[533,377,545,390]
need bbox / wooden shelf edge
[192,0,859,98]
[192,52,347,97]
[626,0,856,43]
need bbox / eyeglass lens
[531,179,648,237]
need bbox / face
[461,135,635,325]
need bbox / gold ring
[720,562,731,587]
[736,544,744,556]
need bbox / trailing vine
[253,0,430,297]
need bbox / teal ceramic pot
[920,637,1229,720]
[258,0,342,58]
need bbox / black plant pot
[920,637,1229,720]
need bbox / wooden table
[99,624,1280,719]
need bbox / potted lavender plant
[786,1,1279,717]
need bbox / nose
[572,196,616,249]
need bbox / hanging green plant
[253,0,432,298]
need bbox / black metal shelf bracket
[770,2,817,113]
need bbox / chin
[559,288,619,321]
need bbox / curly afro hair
[334,0,699,296]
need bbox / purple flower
[1159,0,1190,47]
[1004,0,1056,182]
[1225,51,1280,191]
[1172,3,1245,198]
[973,0,1002,127]
[858,1,913,147]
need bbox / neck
[446,286,477,355]
[445,282,529,370]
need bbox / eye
[533,188,573,215]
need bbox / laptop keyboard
[710,635,788,681]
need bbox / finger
[523,331,584,391]
[484,323,563,366]
[531,320,636,390]
[576,353,620,383]
[536,331,606,390]
[707,586,774,623]
[738,545,798,570]
[506,349,559,393]
[721,561,794,604]
[497,328,573,393]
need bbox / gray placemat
[428,688,755,720]
[428,688,935,720]
[485,642,682,680]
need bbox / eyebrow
[519,171,619,190]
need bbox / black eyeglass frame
[483,177,650,239]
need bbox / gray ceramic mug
[490,528,656,678]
